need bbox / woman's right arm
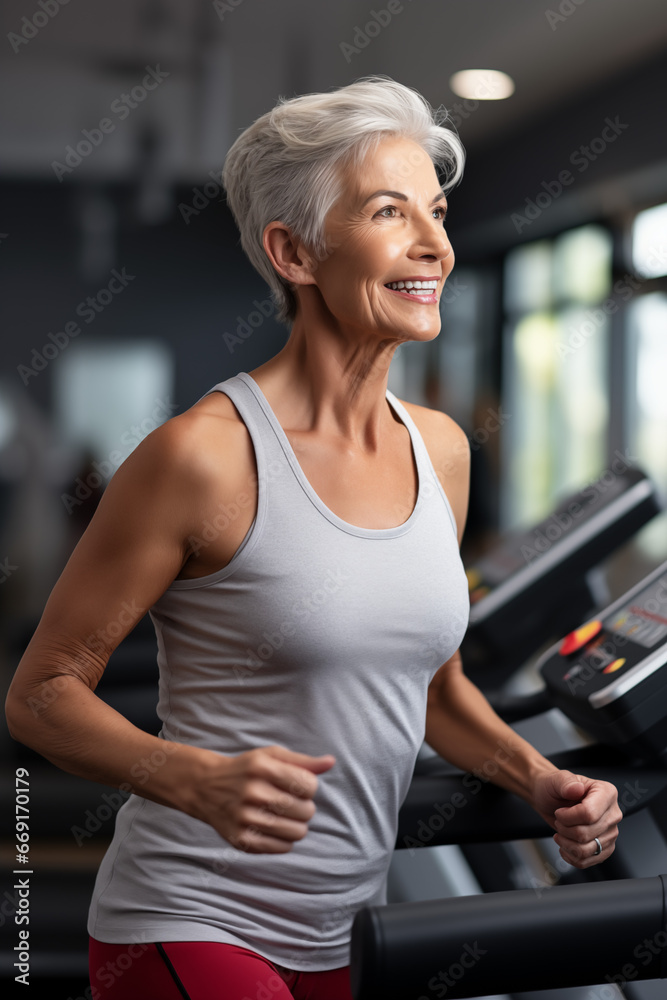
[5,413,334,852]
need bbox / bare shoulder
[129,388,255,493]
[397,398,470,477]
[172,388,251,456]
[94,386,257,556]
[397,398,470,543]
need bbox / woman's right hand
[186,744,336,853]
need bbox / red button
[559,620,603,656]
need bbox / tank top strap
[201,373,303,526]
[203,372,287,469]
[384,388,435,483]
[385,388,460,539]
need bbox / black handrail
[351,874,667,999]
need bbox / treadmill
[461,465,660,686]
[353,560,667,999]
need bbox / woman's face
[305,134,454,344]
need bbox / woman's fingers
[230,796,313,853]
[551,786,623,867]
[197,745,334,853]
[553,822,620,867]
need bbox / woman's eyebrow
[360,188,448,208]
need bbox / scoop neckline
[237,371,425,539]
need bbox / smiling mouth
[383,281,439,301]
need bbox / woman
[5,76,622,1000]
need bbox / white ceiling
[1,0,666,181]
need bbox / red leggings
[89,937,354,1000]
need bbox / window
[501,224,613,528]
[625,292,667,501]
[632,203,667,279]
[54,340,175,470]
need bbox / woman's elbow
[5,671,73,746]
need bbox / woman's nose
[410,217,453,262]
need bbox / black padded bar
[350,874,667,999]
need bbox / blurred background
[1,0,667,992]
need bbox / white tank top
[88,372,470,971]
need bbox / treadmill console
[539,561,667,759]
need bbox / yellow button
[603,658,626,674]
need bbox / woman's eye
[375,205,447,221]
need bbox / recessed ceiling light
[449,69,515,101]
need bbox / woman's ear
[263,222,318,287]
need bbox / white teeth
[386,280,437,293]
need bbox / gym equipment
[352,558,667,999]
[462,464,660,684]
[540,559,667,762]
[351,875,667,999]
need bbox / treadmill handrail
[398,746,667,848]
[469,476,656,620]
[350,873,667,999]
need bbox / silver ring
[594,837,602,856]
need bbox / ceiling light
[449,70,515,101]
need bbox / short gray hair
[221,75,465,326]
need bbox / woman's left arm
[425,652,623,868]
[410,401,623,867]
